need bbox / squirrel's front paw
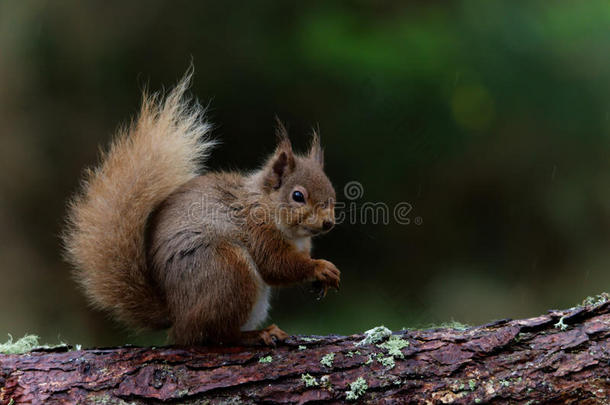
[313,259,340,297]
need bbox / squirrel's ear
[308,129,324,168]
[265,119,295,190]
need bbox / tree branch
[2,299,610,404]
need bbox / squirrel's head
[259,121,336,239]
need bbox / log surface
[2,301,610,404]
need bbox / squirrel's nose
[322,220,335,231]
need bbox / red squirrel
[63,73,340,346]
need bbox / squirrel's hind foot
[240,324,289,347]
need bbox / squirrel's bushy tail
[63,73,214,329]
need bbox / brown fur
[64,73,340,345]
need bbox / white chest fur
[240,236,311,331]
[293,237,311,254]
[241,281,271,331]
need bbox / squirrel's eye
[292,190,305,203]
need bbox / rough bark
[2,300,610,404]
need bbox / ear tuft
[309,129,324,168]
[264,118,295,190]
[275,117,291,148]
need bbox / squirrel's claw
[258,324,289,346]
[311,261,340,300]
[311,281,326,300]
[319,284,329,300]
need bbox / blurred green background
[1,0,610,347]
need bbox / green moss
[0,334,76,354]
[301,373,319,387]
[515,332,531,343]
[437,321,471,331]
[415,320,471,331]
[259,355,273,363]
[581,293,609,307]
[376,335,409,358]
[499,379,510,387]
[356,326,392,346]
[346,350,362,357]
[346,377,368,401]
[469,379,477,391]
[0,334,40,354]
[90,395,111,405]
[298,345,307,351]
[176,389,189,397]
[320,375,331,388]
[320,352,335,368]
[554,316,568,331]
[89,394,135,405]
[365,354,373,365]
[378,355,395,369]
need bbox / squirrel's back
[63,74,215,329]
